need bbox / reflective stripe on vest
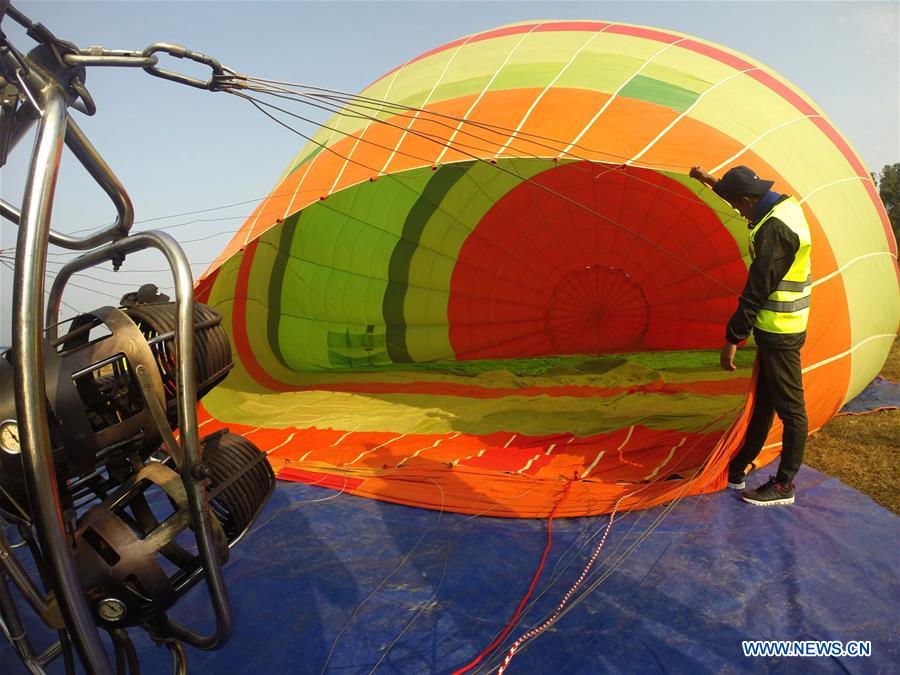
[774,274,812,293]
[762,295,811,313]
[748,196,812,334]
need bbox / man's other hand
[720,342,737,371]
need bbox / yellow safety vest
[748,197,812,334]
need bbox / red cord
[497,493,626,673]
[452,480,575,675]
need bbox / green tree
[875,163,900,246]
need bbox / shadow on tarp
[3,467,897,674]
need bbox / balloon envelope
[196,20,898,516]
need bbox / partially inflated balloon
[196,20,898,517]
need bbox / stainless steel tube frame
[12,84,114,674]
[58,116,135,248]
[0,198,21,224]
[46,230,234,649]
[0,118,134,249]
[0,47,134,249]
[0,531,59,622]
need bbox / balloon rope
[232,90,743,296]
[452,479,576,675]
[496,493,627,674]
[237,78,740,220]
[239,76,690,171]
[476,402,745,673]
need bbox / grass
[804,337,899,513]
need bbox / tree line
[874,163,899,246]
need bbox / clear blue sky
[1,1,898,343]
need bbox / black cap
[121,284,171,307]
[136,284,169,304]
[713,166,774,203]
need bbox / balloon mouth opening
[207,346,753,508]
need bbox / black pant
[729,346,808,484]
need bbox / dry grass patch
[804,337,899,513]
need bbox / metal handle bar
[1,51,134,250]
[12,83,114,675]
[1,115,135,250]
[60,117,134,246]
[0,120,134,249]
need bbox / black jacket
[725,196,806,350]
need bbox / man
[690,165,811,506]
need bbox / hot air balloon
[195,20,898,517]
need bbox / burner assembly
[0,300,274,621]
[0,298,275,670]
[0,5,274,672]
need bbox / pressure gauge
[0,420,21,454]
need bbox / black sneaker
[741,476,795,506]
[727,471,746,490]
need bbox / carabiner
[141,42,230,91]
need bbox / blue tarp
[3,467,898,673]
[839,376,899,415]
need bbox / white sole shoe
[727,480,745,490]
[742,494,795,506]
